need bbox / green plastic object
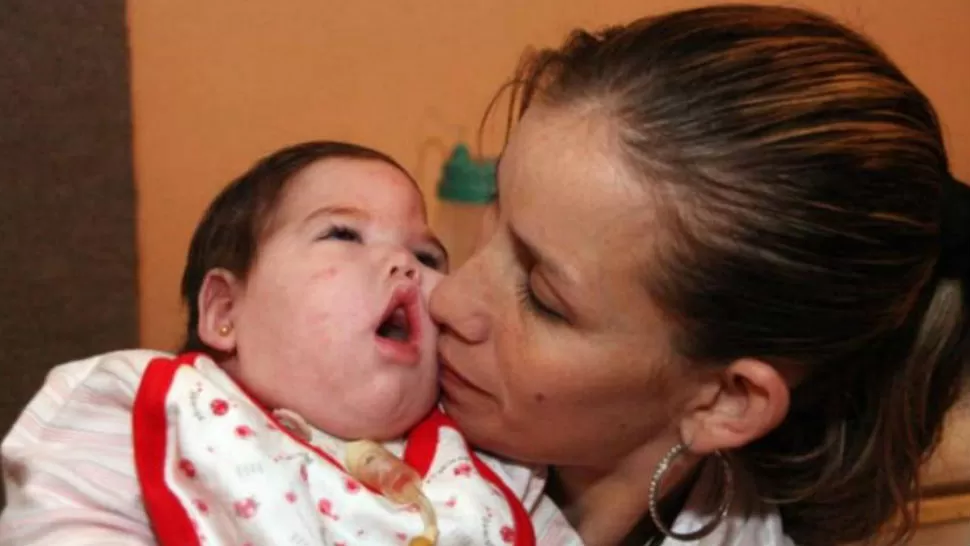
[436,143,496,204]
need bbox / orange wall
[129,0,970,350]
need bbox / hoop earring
[648,443,734,541]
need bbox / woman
[430,4,970,546]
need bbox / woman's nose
[429,261,489,344]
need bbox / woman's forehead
[502,106,655,277]
[504,106,645,204]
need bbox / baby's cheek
[296,274,351,341]
[300,310,334,345]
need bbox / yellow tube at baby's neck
[345,439,439,545]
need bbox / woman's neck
[548,446,701,546]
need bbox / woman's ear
[197,268,243,353]
[680,358,791,455]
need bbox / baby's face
[226,158,447,440]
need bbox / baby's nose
[385,250,420,282]
[389,263,416,280]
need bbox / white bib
[132,353,536,546]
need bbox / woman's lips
[438,349,490,397]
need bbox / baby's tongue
[377,307,410,341]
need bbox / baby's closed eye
[317,225,362,243]
[414,251,443,271]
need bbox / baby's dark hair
[179,141,413,354]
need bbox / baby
[0,142,580,546]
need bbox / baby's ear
[679,358,791,455]
[197,268,243,353]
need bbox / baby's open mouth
[374,286,422,365]
[376,306,411,342]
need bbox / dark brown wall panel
[0,1,137,505]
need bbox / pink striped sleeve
[0,350,169,545]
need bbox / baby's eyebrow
[302,206,369,225]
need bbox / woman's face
[430,105,698,467]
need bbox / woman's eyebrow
[509,224,577,286]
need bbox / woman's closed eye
[517,280,566,322]
[318,225,362,243]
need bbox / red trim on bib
[470,448,537,546]
[133,353,202,546]
[403,407,451,477]
[404,409,537,546]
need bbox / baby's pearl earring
[218,324,233,336]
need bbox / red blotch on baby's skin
[313,267,339,281]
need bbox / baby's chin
[304,380,440,442]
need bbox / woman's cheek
[494,323,541,403]
[477,204,499,249]
[422,268,445,297]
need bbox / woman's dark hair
[180,141,412,354]
[507,4,970,544]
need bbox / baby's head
[180,141,448,440]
